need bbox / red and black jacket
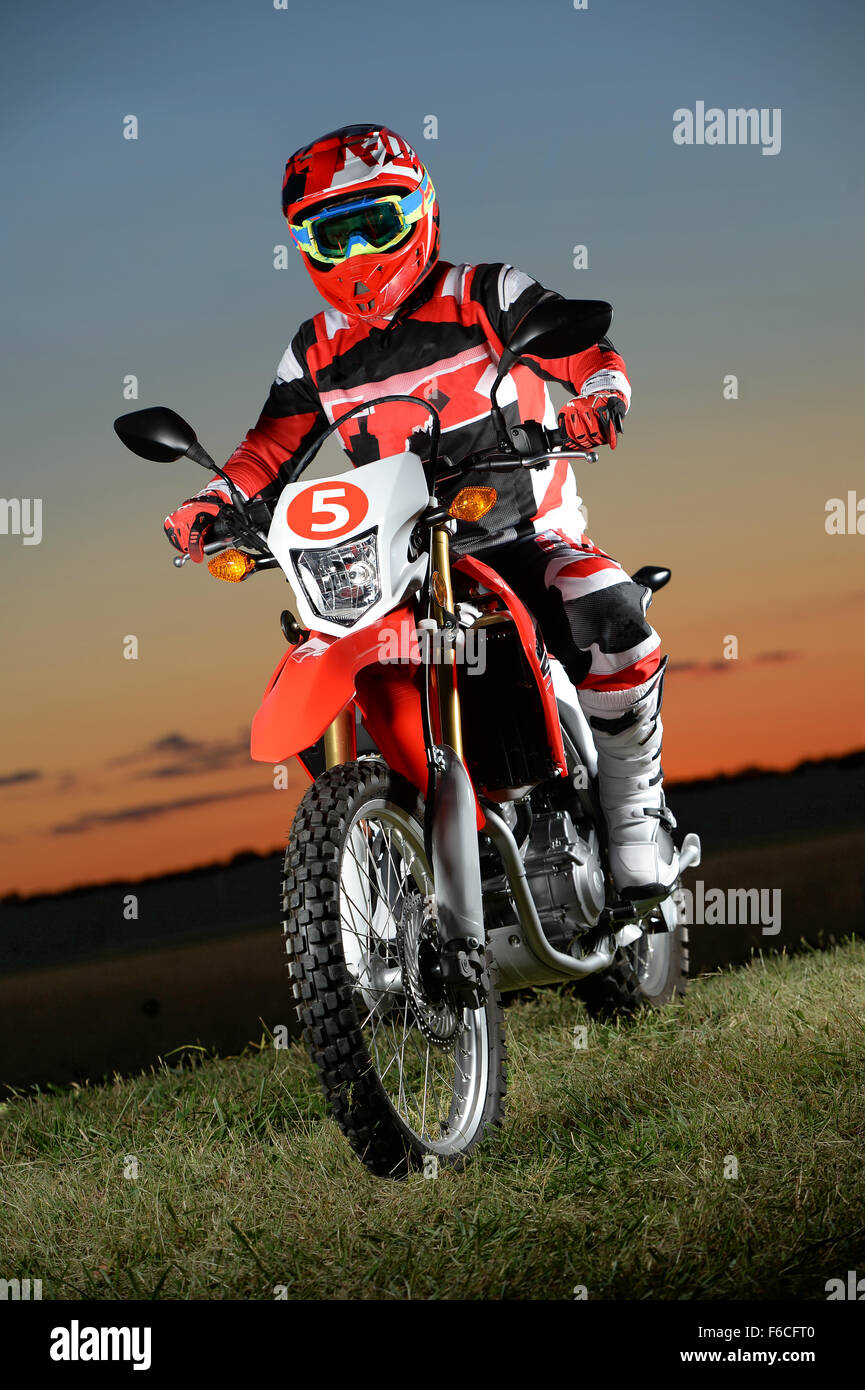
[220,261,631,552]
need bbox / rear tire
[282,760,507,1178]
[578,901,690,1021]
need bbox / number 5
[310,487,351,533]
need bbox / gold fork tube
[324,707,357,769]
[430,523,464,763]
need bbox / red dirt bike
[115,297,700,1178]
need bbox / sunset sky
[2,0,863,897]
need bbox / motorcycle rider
[164,124,677,904]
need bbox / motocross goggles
[289,175,433,265]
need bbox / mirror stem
[185,442,249,518]
[488,368,511,447]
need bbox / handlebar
[481,420,599,469]
[472,425,599,471]
[545,424,567,449]
[172,537,232,566]
[172,422,596,568]
[210,497,273,550]
[171,500,267,567]
[210,509,239,543]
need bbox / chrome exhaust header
[481,807,616,991]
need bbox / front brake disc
[397,895,462,1047]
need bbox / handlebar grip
[209,507,239,542]
[545,424,567,449]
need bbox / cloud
[670,659,732,677]
[108,731,250,780]
[50,785,269,836]
[150,734,199,754]
[754,649,801,664]
[671,650,802,678]
[0,769,42,788]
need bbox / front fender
[250,605,416,763]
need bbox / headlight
[292,527,381,626]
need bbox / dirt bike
[114,296,700,1179]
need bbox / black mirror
[113,407,198,463]
[503,298,613,368]
[631,565,671,593]
[488,298,614,444]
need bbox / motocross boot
[578,663,678,906]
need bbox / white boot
[579,666,678,905]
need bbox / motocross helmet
[282,123,440,321]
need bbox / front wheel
[282,760,507,1178]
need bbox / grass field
[2,939,864,1301]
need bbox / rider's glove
[163,492,224,563]
[559,392,627,451]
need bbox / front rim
[339,797,490,1156]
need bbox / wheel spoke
[329,794,490,1154]
[286,770,501,1174]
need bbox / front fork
[427,522,487,1003]
[323,706,357,769]
[321,519,485,1006]
[429,521,465,760]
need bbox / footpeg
[622,885,669,909]
[643,894,679,934]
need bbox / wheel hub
[398,896,461,1047]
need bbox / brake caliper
[439,936,490,1011]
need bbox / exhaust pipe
[482,807,616,983]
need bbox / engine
[482,807,607,947]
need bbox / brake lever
[173,541,226,568]
[173,498,272,570]
[518,449,600,468]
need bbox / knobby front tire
[282,760,507,1179]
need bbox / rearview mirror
[503,298,613,369]
[113,407,199,463]
[489,298,614,443]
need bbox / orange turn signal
[448,486,498,523]
[207,548,256,583]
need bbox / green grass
[2,940,865,1300]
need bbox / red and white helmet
[282,123,440,321]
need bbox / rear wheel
[282,760,506,1178]
[578,898,689,1020]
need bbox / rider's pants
[480,528,663,719]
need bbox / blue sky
[2,0,864,891]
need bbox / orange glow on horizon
[2,642,863,900]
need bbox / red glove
[163,493,224,562]
[559,393,627,451]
